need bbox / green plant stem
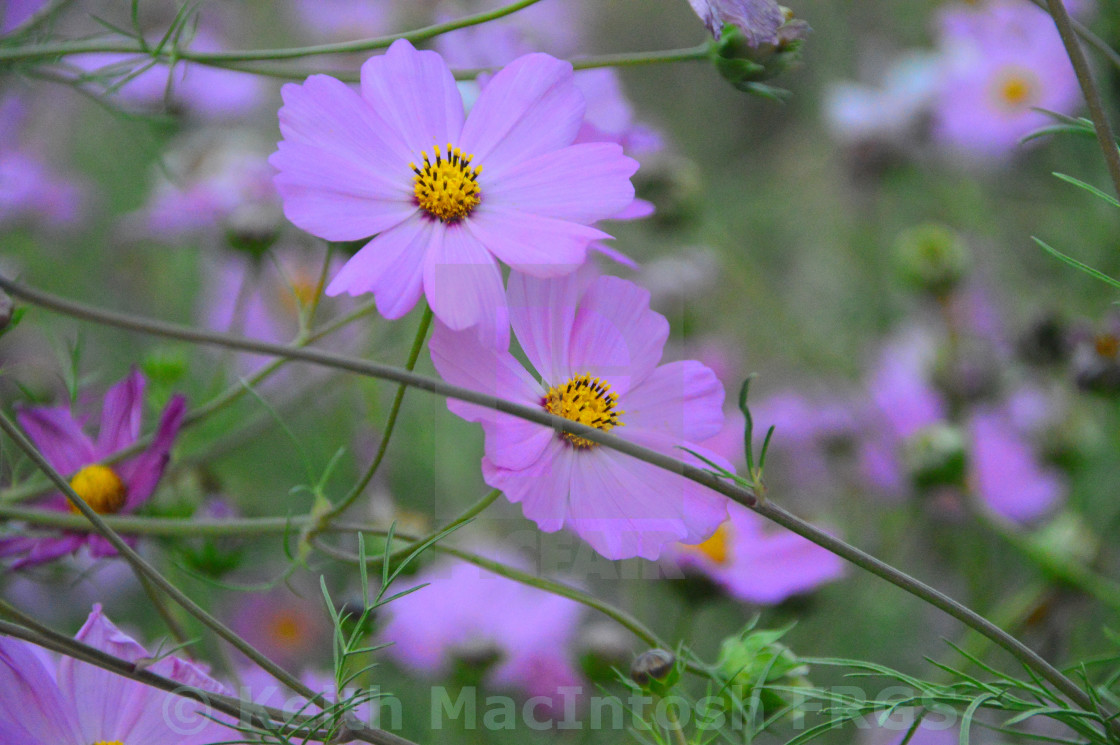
[0,274,1108,729]
[1044,0,1120,202]
[0,0,543,64]
[0,617,412,745]
[321,304,433,524]
[0,410,334,718]
[137,571,190,645]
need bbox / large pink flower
[430,270,730,560]
[0,605,230,745]
[271,39,639,343]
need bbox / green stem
[0,0,544,64]
[321,304,433,523]
[0,410,330,715]
[1044,0,1120,202]
[0,273,1106,728]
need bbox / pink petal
[271,72,416,241]
[611,198,654,221]
[969,409,1064,523]
[118,394,186,510]
[8,535,86,569]
[482,439,574,532]
[621,360,726,442]
[589,242,638,269]
[96,368,145,458]
[485,142,637,223]
[324,213,430,319]
[566,275,668,394]
[0,636,81,744]
[566,449,700,560]
[465,205,602,276]
[422,223,508,347]
[507,270,581,385]
[16,406,96,476]
[359,39,465,156]
[725,522,846,604]
[460,53,583,179]
[429,319,542,424]
[480,416,555,471]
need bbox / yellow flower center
[1096,334,1119,359]
[276,268,322,317]
[684,522,733,565]
[268,610,306,648]
[92,741,125,745]
[992,69,1037,110]
[543,374,624,449]
[68,464,127,515]
[411,143,482,222]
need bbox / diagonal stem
[1044,0,1120,202]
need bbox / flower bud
[902,423,967,490]
[708,9,810,98]
[630,648,679,695]
[715,627,809,717]
[893,223,969,297]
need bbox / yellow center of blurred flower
[276,268,322,318]
[544,374,624,449]
[992,69,1037,110]
[685,522,733,565]
[411,143,482,222]
[91,741,125,745]
[1096,334,1119,359]
[68,464,127,515]
[268,611,306,648]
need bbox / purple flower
[687,0,785,45]
[1,370,186,568]
[932,0,1079,158]
[968,406,1064,523]
[1,0,46,34]
[379,550,584,713]
[227,584,331,673]
[668,501,845,603]
[0,605,230,744]
[0,95,86,228]
[430,269,730,560]
[271,39,638,343]
[290,0,390,40]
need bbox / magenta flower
[0,605,230,745]
[0,369,186,568]
[430,270,730,560]
[270,39,638,342]
[380,550,584,712]
[668,501,845,604]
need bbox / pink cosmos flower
[668,501,845,604]
[0,369,186,568]
[0,605,230,745]
[968,406,1064,523]
[270,39,638,343]
[227,583,331,673]
[932,0,1079,158]
[430,270,730,560]
[379,550,584,714]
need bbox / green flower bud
[715,626,809,718]
[893,223,970,297]
[630,649,679,696]
[902,423,968,490]
[708,9,810,99]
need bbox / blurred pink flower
[932,0,1079,158]
[430,269,730,560]
[968,406,1065,523]
[0,95,86,228]
[227,585,331,673]
[290,0,390,40]
[271,39,637,343]
[379,551,584,713]
[668,501,845,603]
[0,605,230,744]
[1,370,185,568]
[687,0,785,44]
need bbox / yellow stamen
[1096,334,1119,359]
[411,142,482,222]
[68,464,127,515]
[992,69,1037,110]
[92,741,125,745]
[543,373,624,449]
[268,611,306,648]
[685,522,733,565]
